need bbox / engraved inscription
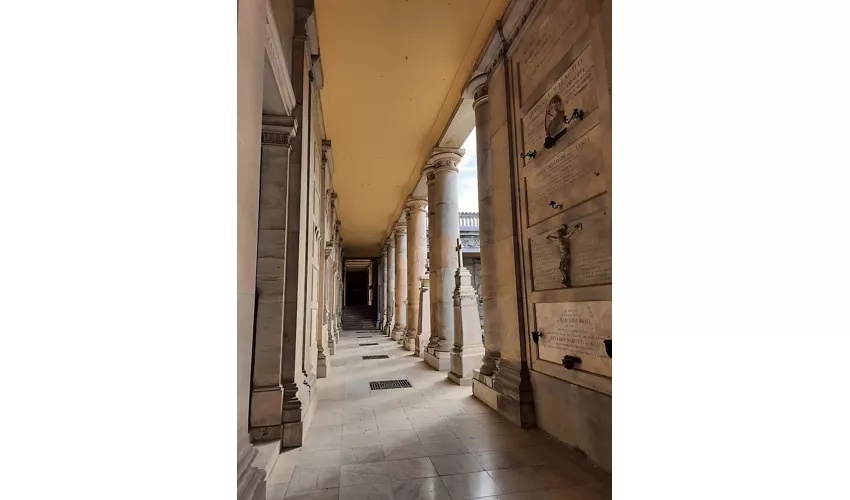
[536,301,611,377]
[530,208,611,290]
[516,0,590,104]
[530,235,564,290]
[522,44,598,151]
[524,124,605,226]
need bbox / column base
[391,326,406,341]
[281,421,304,448]
[489,359,537,428]
[448,348,484,386]
[413,337,427,358]
[472,370,498,408]
[317,354,329,378]
[403,338,416,351]
[424,348,451,371]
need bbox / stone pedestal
[424,347,452,371]
[471,369,498,410]
[414,276,431,357]
[392,223,407,341]
[447,266,485,386]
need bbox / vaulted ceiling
[315,0,506,257]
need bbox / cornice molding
[265,0,297,115]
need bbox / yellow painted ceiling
[315,0,506,257]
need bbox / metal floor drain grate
[357,335,372,339]
[359,342,379,346]
[363,355,389,360]
[369,379,413,390]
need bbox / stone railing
[458,212,479,230]
[425,212,479,230]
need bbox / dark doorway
[346,270,369,306]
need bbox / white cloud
[457,129,479,212]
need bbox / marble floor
[265,329,612,500]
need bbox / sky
[457,128,479,212]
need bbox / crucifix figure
[455,238,464,269]
[546,223,582,287]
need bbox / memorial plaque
[515,0,590,105]
[530,208,611,290]
[524,124,605,226]
[535,301,611,377]
[522,44,598,152]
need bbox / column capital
[404,197,428,214]
[261,114,298,146]
[428,148,465,173]
[393,221,407,234]
[423,165,437,186]
[464,74,489,109]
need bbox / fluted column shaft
[404,198,428,350]
[392,223,408,340]
[425,149,464,352]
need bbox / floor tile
[341,446,386,465]
[343,420,380,435]
[269,461,296,483]
[287,466,341,493]
[379,429,421,446]
[383,457,438,480]
[284,488,340,500]
[272,331,609,500]
[421,438,469,457]
[488,466,566,494]
[439,471,503,500]
[383,442,428,460]
[391,477,452,500]
[428,454,483,476]
[342,430,383,448]
[267,482,288,500]
[339,462,391,486]
[338,482,394,500]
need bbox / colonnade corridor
[264,330,612,500]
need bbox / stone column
[424,148,464,371]
[468,77,500,376]
[380,247,388,331]
[403,198,428,351]
[250,115,298,443]
[385,235,395,336]
[448,251,485,386]
[392,221,408,341]
[414,276,431,357]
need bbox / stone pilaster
[317,243,332,378]
[424,149,464,371]
[250,114,298,443]
[468,77,500,376]
[385,234,395,336]
[414,276,431,357]
[404,198,428,351]
[447,259,485,386]
[392,222,408,341]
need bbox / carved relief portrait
[545,95,566,138]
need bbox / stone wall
[464,0,612,471]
